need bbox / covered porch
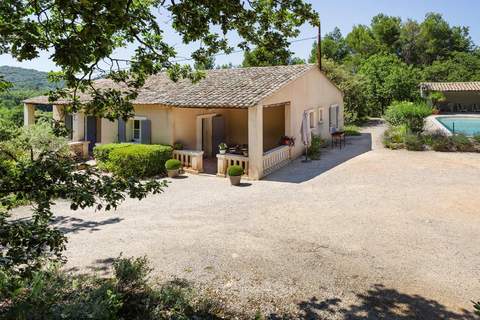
[172,102,294,180]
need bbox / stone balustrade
[262,145,291,176]
[173,150,204,173]
[216,153,249,177]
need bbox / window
[329,104,340,129]
[308,110,316,129]
[318,107,324,123]
[133,119,141,142]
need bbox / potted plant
[165,159,182,178]
[173,142,184,150]
[227,165,244,185]
[218,142,228,154]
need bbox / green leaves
[0,0,319,119]
[0,123,166,277]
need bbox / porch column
[23,103,35,127]
[248,104,263,179]
[52,105,65,122]
[72,112,85,141]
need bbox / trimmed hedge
[227,165,244,176]
[384,101,432,133]
[165,159,181,170]
[94,143,172,178]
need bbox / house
[24,64,344,179]
[420,82,480,113]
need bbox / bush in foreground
[227,165,244,176]
[94,143,173,178]
[383,125,407,149]
[165,159,182,170]
[307,134,325,160]
[0,256,225,319]
[404,134,424,151]
[384,101,432,133]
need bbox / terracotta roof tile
[24,64,316,108]
[420,82,480,92]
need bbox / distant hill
[0,66,60,90]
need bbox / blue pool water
[437,117,480,136]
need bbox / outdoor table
[331,131,346,149]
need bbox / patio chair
[460,104,468,113]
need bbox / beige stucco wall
[263,105,285,152]
[258,67,344,159]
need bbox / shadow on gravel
[52,216,123,234]
[264,133,372,183]
[267,284,476,319]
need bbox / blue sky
[1,0,479,72]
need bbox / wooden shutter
[118,119,126,142]
[64,113,73,139]
[335,105,340,128]
[140,119,151,144]
[329,106,333,128]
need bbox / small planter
[229,175,241,186]
[219,149,226,155]
[167,169,179,178]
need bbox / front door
[211,115,225,156]
[85,116,97,152]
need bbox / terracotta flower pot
[167,169,179,178]
[229,175,241,186]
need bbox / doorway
[85,116,97,153]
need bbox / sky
[1,0,479,72]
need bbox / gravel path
[14,121,480,319]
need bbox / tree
[359,54,420,115]
[371,14,401,54]
[423,51,480,82]
[309,28,348,63]
[0,122,165,277]
[194,55,215,70]
[346,25,378,57]
[0,0,319,120]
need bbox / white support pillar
[23,103,35,127]
[248,104,264,180]
[72,112,85,142]
[52,105,65,122]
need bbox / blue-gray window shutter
[335,105,340,128]
[64,113,73,139]
[329,107,333,128]
[118,119,126,142]
[140,119,151,144]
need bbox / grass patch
[344,124,361,136]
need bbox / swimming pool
[436,117,480,136]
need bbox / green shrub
[227,165,244,176]
[344,124,361,136]
[431,135,455,152]
[383,125,407,149]
[1,256,224,319]
[472,134,480,144]
[93,143,133,163]
[384,101,432,133]
[100,144,172,178]
[307,134,325,160]
[165,159,181,170]
[404,134,424,151]
[450,134,474,152]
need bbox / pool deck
[425,113,480,136]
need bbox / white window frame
[307,109,316,129]
[131,116,147,143]
[329,104,340,130]
[318,107,324,124]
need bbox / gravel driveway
[15,121,480,319]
